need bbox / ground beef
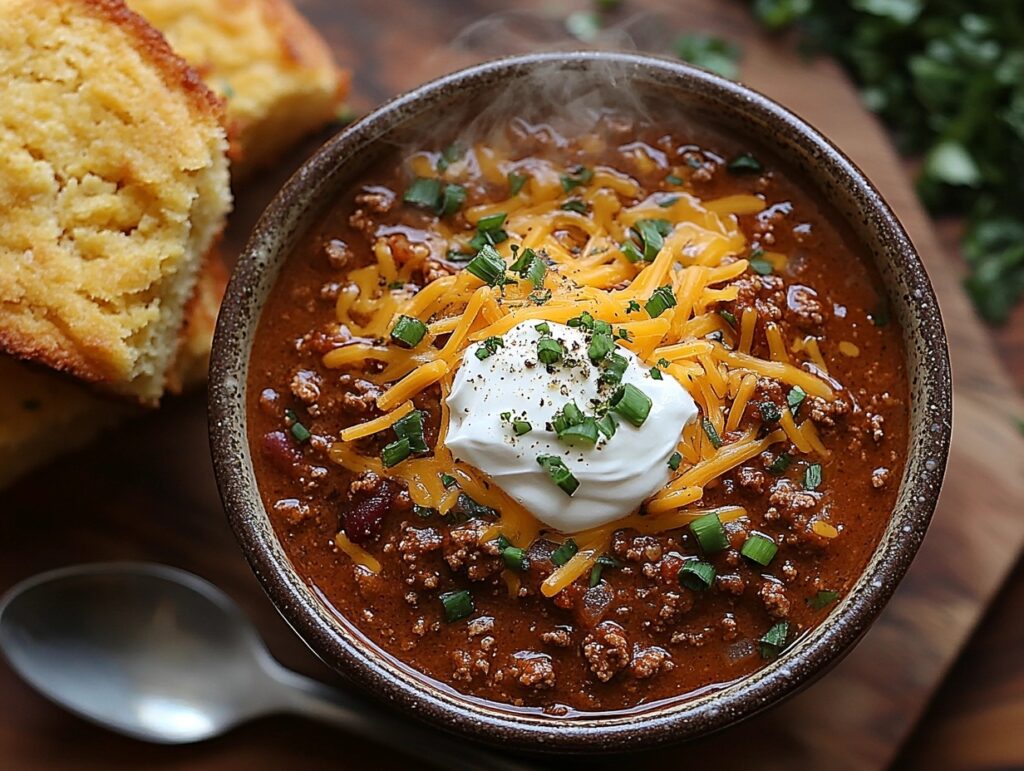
[768,482,818,522]
[324,238,353,270]
[509,652,556,690]
[337,374,382,416]
[630,646,674,679]
[582,621,630,682]
[736,466,768,494]
[397,524,444,589]
[290,369,322,405]
[467,616,495,637]
[272,498,310,526]
[872,467,891,488]
[868,413,886,442]
[759,580,791,619]
[383,233,430,266]
[443,520,503,581]
[716,573,746,596]
[732,274,786,322]
[302,322,353,355]
[785,283,827,327]
[720,614,739,641]
[612,533,664,563]
[540,627,574,648]
[355,185,396,214]
[807,395,851,427]
[423,258,454,284]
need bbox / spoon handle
[266,665,536,771]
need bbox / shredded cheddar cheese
[324,145,839,585]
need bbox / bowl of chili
[209,51,951,752]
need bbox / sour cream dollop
[445,321,698,533]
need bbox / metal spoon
[0,562,532,770]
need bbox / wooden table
[2,1,1022,768]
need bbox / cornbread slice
[0,0,232,404]
[0,254,227,489]
[127,0,349,175]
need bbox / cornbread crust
[0,254,225,489]
[127,0,349,176]
[0,0,231,403]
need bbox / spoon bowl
[0,563,278,744]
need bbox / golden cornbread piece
[128,0,349,175]
[0,0,232,404]
[0,254,227,489]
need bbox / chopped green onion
[290,420,311,443]
[567,311,595,330]
[436,143,465,172]
[560,166,593,191]
[507,172,527,197]
[596,413,618,439]
[440,590,474,622]
[502,546,529,571]
[550,538,579,566]
[759,401,781,424]
[469,228,507,250]
[666,173,684,185]
[668,451,682,471]
[808,590,839,610]
[413,504,435,519]
[600,352,628,386]
[446,249,474,263]
[759,621,789,660]
[450,493,498,522]
[610,383,652,427]
[390,315,427,348]
[403,177,441,210]
[678,560,716,591]
[512,420,533,436]
[393,409,428,453]
[658,357,671,368]
[658,196,680,208]
[626,299,641,313]
[749,257,774,275]
[561,200,588,214]
[719,309,737,327]
[621,240,645,263]
[701,417,723,449]
[381,438,411,468]
[529,288,552,305]
[588,330,615,363]
[633,219,672,261]
[438,183,466,217]
[787,386,807,414]
[559,417,599,446]
[475,336,504,360]
[537,337,564,365]
[537,455,579,496]
[645,284,678,318]
[589,554,620,587]
[741,533,778,566]
[592,319,612,335]
[768,453,792,475]
[728,153,763,174]
[476,212,507,232]
[500,411,512,422]
[650,366,663,380]
[440,473,457,489]
[509,247,546,288]
[804,463,823,491]
[465,244,507,286]
[690,512,729,554]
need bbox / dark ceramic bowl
[209,51,951,753]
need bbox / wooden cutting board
[2,1,1022,769]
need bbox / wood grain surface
[2,1,1022,769]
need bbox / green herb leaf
[537,455,580,496]
[551,538,579,566]
[808,589,840,610]
[403,177,442,210]
[727,153,763,174]
[675,33,742,79]
[759,621,790,660]
[507,172,527,197]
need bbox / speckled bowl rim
[209,51,952,753]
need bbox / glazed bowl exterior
[209,51,952,752]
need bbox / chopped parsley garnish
[537,455,579,496]
[475,336,505,360]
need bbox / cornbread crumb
[128,0,349,175]
[0,0,232,403]
[0,254,226,489]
